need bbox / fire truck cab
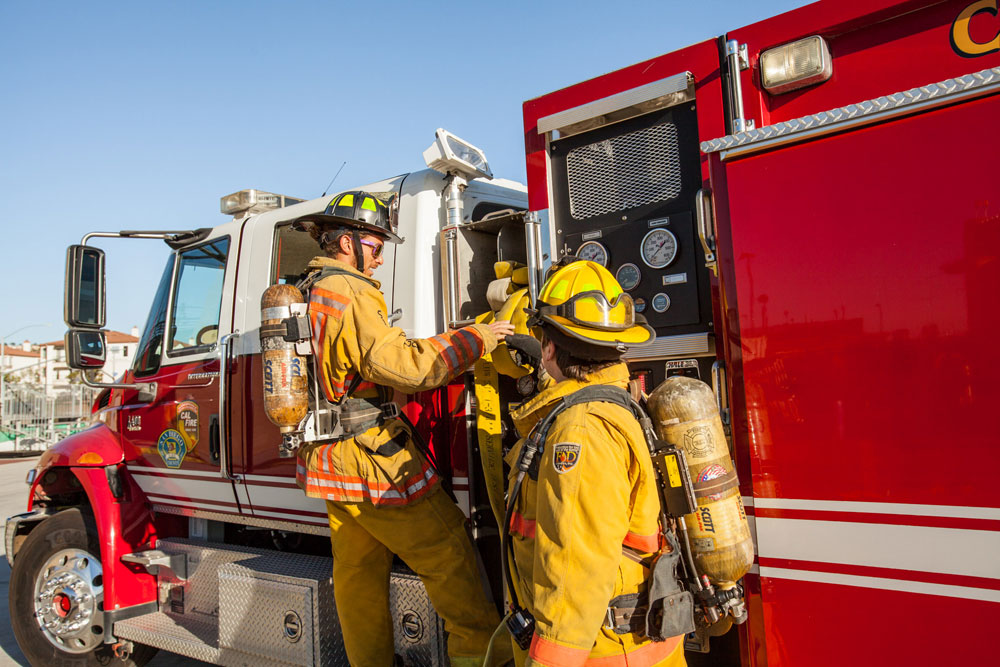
[7,139,530,665]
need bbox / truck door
[705,5,1000,663]
[120,228,242,516]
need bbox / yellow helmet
[530,260,654,348]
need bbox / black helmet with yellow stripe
[295,191,402,244]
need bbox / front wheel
[9,508,157,666]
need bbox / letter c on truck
[952,0,1000,57]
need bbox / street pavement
[0,456,208,666]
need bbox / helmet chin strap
[351,229,364,272]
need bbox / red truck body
[522,1,1000,665]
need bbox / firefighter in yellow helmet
[293,191,514,666]
[503,260,687,667]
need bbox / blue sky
[0,0,808,346]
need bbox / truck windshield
[133,256,174,377]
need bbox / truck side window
[272,223,320,284]
[133,257,174,376]
[167,238,230,356]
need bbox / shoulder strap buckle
[380,401,400,420]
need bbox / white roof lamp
[220,189,304,217]
[760,36,833,95]
[423,128,493,181]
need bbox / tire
[9,508,158,666]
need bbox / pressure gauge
[634,297,647,314]
[576,240,608,266]
[615,263,641,291]
[651,292,671,313]
[640,229,678,269]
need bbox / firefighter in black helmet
[294,191,514,666]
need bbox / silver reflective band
[262,306,293,321]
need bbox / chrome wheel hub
[33,548,104,653]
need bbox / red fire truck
[7,1,999,665]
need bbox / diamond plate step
[114,610,221,664]
[112,538,442,665]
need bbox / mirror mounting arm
[79,373,157,403]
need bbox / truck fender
[35,422,125,471]
[24,423,160,613]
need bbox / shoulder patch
[551,442,582,474]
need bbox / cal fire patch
[177,400,200,450]
[551,443,582,474]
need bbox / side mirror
[65,329,107,370]
[64,245,106,328]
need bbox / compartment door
[709,82,1000,667]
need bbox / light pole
[1,323,50,430]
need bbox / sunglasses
[359,239,384,259]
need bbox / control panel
[547,102,712,339]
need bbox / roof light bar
[220,189,304,217]
[761,35,832,95]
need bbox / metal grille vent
[566,123,682,220]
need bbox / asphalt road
[0,456,208,666]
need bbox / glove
[504,334,542,368]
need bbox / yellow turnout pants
[326,485,507,666]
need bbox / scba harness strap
[525,385,634,480]
[295,265,379,294]
[294,266,442,474]
[503,385,695,644]
[294,266,398,443]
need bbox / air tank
[647,376,754,587]
[260,284,309,455]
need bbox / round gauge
[615,263,641,291]
[640,229,679,269]
[633,297,647,314]
[651,292,671,313]
[576,240,609,266]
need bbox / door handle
[711,359,732,433]
[695,188,718,276]
[208,414,220,463]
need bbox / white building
[0,341,43,383]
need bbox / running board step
[114,610,221,664]
[116,539,346,666]
[121,549,188,579]
[113,539,445,665]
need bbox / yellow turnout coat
[507,363,686,667]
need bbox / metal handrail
[217,331,241,481]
